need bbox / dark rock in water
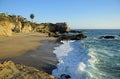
[99,36,115,39]
[70,30,85,33]
[60,74,71,79]
[104,36,115,39]
[75,33,87,39]
[58,33,87,41]
[70,30,82,33]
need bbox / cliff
[21,22,33,33]
[0,61,56,79]
[0,13,70,36]
[35,23,70,33]
[0,16,14,36]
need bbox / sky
[0,0,120,29]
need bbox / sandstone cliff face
[0,20,33,36]
[35,24,46,32]
[0,20,15,36]
[13,21,22,33]
[21,22,33,33]
[0,61,56,79]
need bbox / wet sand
[0,32,58,74]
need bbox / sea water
[52,29,120,79]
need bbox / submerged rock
[0,61,56,79]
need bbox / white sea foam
[78,62,86,71]
[52,41,89,79]
[88,51,98,64]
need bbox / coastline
[0,32,58,74]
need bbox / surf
[52,40,90,79]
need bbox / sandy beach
[0,32,58,74]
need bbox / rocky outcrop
[55,23,70,33]
[57,33,87,41]
[0,61,56,79]
[98,35,116,39]
[35,23,70,33]
[35,23,55,33]
[70,30,84,33]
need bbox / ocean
[52,29,120,79]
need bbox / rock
[45,24,56,33]
[35,23,70,33]
[60,74,71,79]
[75,33,87,39]
[55,22,70,33]
[0,61,56,79]
[99,36,115,39]
[70,30,83,33]
[58,33,87,41]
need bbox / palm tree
[30,13,34,22]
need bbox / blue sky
[0,0,120,29]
